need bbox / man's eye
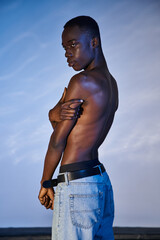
[71,43,76,47]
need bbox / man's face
[62,26,94,71]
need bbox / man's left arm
[41,118,77,182]
[39,73,86,210]
[39,107,82,209]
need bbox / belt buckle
[64,172,69,185]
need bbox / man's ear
[91,37,99,48]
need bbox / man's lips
[67,60,75,67]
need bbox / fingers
[65,98,83,103]
[60,99,84,121]
[44,195,54,209]
[62,99,84,109]
[60,107,81,120]
[38,187,54,210]
[39,196,46,205]
[61,110,76,118]
[38,187,47,205]
[43,188,54,210]
[44,195,49,208]
[39,193,54,210]
[62,109,75,115]
[48,188,55,210]
[69,102,83,109]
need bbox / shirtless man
[39,16,118,240]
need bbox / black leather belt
[42,164,105,188]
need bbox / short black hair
[64,16,101,40]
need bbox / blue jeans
[52,171,114,240]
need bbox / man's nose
[65,49,72,58]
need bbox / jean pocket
[69,191,104,229]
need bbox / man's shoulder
[69,71,102,93]
[70,71,91,83]
[66,71,101,101]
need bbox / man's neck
[85,49,108,72]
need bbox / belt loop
[98,165,103,176]
[64,172,69,185]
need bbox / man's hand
[60,99,83,120]
[49,87,83,123]
[38,186,55,210]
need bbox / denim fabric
[52,171,114,240]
